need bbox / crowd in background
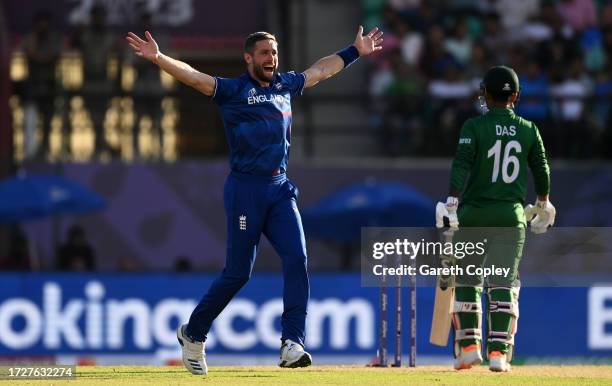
[15,5,169,161]
[0,224,96,271]
[0,223,195,272]
[6,1,612,272]
[365,0,612,158]
[16,1,612,161]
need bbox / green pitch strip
[1,365,611,385]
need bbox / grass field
[2,365,612,385]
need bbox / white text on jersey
[495,125,516,136]
[247,94,289,105]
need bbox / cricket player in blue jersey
[126,27,383,374]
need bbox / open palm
[353,26,383,56]
[126,31,159,61]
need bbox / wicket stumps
[375,254,417,367]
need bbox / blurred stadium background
[0,0,611,367]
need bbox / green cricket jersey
[450,108,550,206]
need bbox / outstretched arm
[126,31,215,96]
[303,26,383,88]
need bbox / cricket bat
[429,231,455,346]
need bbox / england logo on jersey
[247,92,289,105]
[248,88,257,97]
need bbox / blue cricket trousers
[185,171,310,346]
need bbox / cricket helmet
[478,65,520,110]
[480,65,520,96]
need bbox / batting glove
[436,196,459,229]
[525,199,556,234]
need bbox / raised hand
[126,31,159,62]
[353,26,383,56]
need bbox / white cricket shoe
[454,343,483,370]
[278,339,312,368]
[489,351,511,372]
[176,324,207,375]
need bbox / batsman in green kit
[435,66,556,372]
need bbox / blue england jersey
[212,71,306,175]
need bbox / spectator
[74,4,120,157]
[602,26,612,68]
[516,61,550,121]
[366,1,611,158]
[517,1,556,42]
[406,1,441,33]
[127,11,168,160]
[601,2,612,28]
[550,58,593,157]
[465,42,491,86]
[381,4,403,33]
[427,61,475,154]
[388,1,421,27]
[56,225,96,271]
[419,25,451,78]
[175,255,193,272]
[396,21,423,66]
[536,12,579,77]
[22,11,61,159]
[506,46,528,77]
[481,13,506,61]
[451,0,491,15]
[379,49,425,155]
[592,65,612,156]
[495,0,541,31]
[556,0,597,33]
[0,226,33,271]
[362,0,387,31]
[366,5,402,70]
[581,27,605,72]
[428,62,474,100]
[517,61,552,151]
[444,17,473,65]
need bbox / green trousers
[454,202,525,357]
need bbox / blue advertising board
[0,274,611,361]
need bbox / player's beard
[253,62,276,84]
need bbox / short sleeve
[212,77,241,105]
[279,71,306,98]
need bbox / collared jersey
[212,72,306,175]
[450,108,550,206]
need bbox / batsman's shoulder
[459,116,482,137]
[461,115,480,129]
[515,114,537,131]
[465,115,481,124]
